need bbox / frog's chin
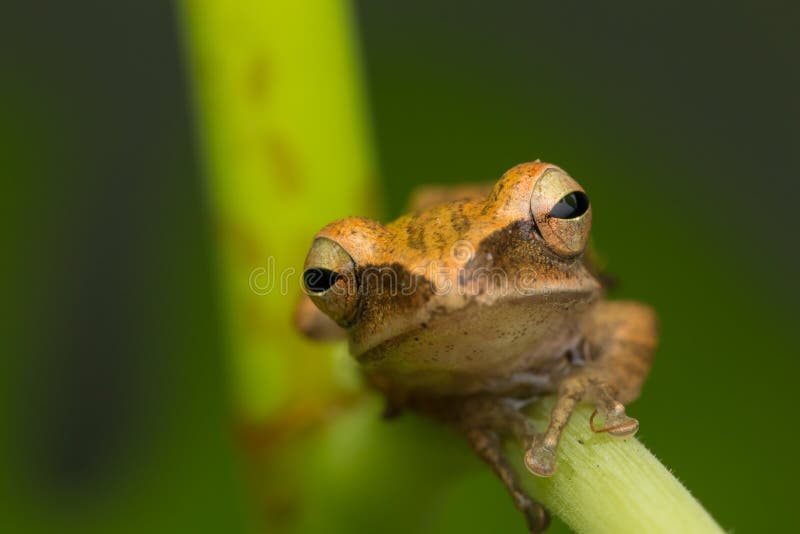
[350,285,600,397]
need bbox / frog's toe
[589,408,639,438]
[607,415,639,438]
[524,441,557,477]
[522,502,551,533]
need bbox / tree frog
[295,161,658,532]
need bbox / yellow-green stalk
[516,400,722,533]
[179,0,375,422]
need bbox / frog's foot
[589,400,639,438]
[524,440,558,477]
[522,501,551,533]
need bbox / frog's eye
[530,168,592,258]
[549,191,590,219]
[302,238,359,326]
[303,268,340,293]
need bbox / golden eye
[302,238,359,326]
[530,168,592,258]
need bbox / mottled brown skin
[296,162,658,532]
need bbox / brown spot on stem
[248,56,271,101]
[217,217,269,267]
[265,135,300,193]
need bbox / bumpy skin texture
[296,162,658,532]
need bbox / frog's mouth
[349,272,601,365]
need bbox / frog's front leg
[458,397,550,532]
[294,295,346,341]
[525,301,658,477]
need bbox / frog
[295,161,658,532]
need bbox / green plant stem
[509,399,723,533]
[179,0,375,422]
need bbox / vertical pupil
[303,268,340,292]
[549,191,589,219]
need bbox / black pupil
[303,268,340,293]
[549,191,590,219]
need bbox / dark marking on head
[450,202,471,234]
[357,262,433,316]
[432,229,448,248]
[464,219,585,286]
[406,221,426,251]
[349,260,437,352]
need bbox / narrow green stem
[179,0,375,422]
[510,399,723,533]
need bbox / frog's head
[300,162,599,366]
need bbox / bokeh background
[2,1,798,533]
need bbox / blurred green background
[2,1,798,533]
